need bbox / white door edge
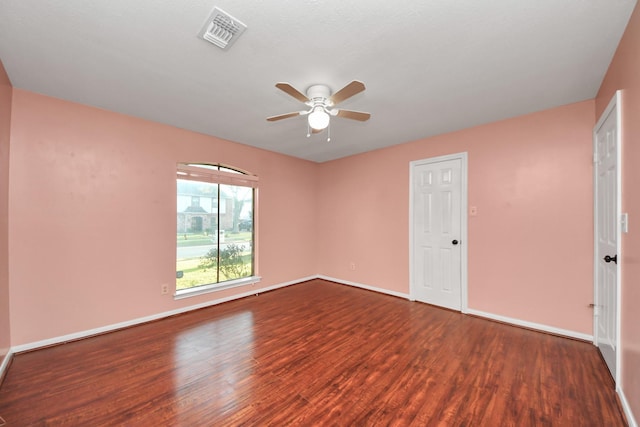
[409,152,468,313]
[592,90,622,387]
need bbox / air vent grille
[199,7,247,50]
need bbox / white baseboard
[8,275,594,354]
[466,308,594,341]
[317,277,593,342]
[317,275,411,300]
[0,349,13,383]
[12,276,314,353]
[619,386,638,427]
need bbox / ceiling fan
[267,80,371,139]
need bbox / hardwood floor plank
[0,279,627,426]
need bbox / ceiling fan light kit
[267,80,371,139]
[308,106,330,130]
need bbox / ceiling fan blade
[275,83,310,103]
[329,80,366,105]
[267,111,304,121]
[335,109,371,121]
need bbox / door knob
[452,239,459,245]
[604,254,617,264]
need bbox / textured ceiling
[0,0,636,162]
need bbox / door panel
[594,93,620,381]
[412,158,462,310]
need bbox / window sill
[174,276,262,300]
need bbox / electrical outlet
[161,284,169,295]
[349,262,356,271]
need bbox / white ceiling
[0,1,636,162]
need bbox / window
[176,163,258,298]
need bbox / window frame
[175,163,260,299]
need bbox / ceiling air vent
[198,7,247,50]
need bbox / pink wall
[8,90,318,346]
[5,87,597,349]
[596,3,640,422]
[318,101,595,335]
[0,61,12,365]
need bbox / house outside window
[175,163,259,298]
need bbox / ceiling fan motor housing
[306,85,332,105]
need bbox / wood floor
[0,279,626,426]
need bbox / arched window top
[177,163,257,188]
[185,163,252,176]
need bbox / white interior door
[411,154,466,311]
[594,91,621,382]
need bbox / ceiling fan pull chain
[327,121,331,142]
[306,120,311,138]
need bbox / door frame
[409,152,468,312]
[593,90,622,386]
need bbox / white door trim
[593,90,622,387]
[409,152,468,313]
